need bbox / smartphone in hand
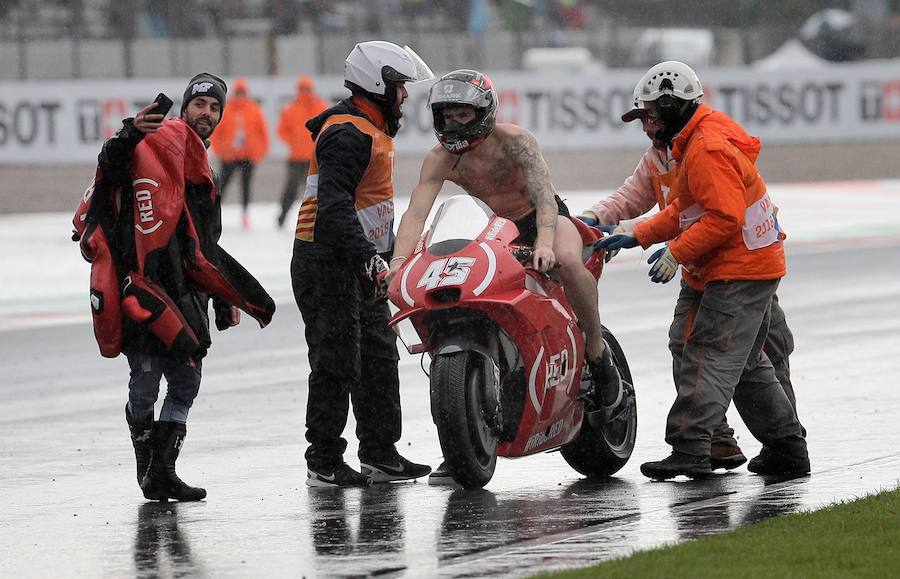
[148,93,174,117]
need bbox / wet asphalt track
[2,241,900,578]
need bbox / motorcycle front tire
[431,350,499,489]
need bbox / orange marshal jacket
[293,97,396,259]
[210,96,269,163]
[278,93,329,162]
[633,104,785,290]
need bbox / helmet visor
[429,79,492,108]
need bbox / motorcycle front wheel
[431,350,498,489]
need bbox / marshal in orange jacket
[633,104,785,290]
[278,75,329,162]
[210,77,269,163]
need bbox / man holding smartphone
[75,73,276,501]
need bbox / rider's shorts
[513,195,571,245]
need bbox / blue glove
[597,224,617,234]
[647,245,679,283]
[594,233,639,251]
[576,214,599,227]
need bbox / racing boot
[141,421,206,501]
[125,404,154,487]
[585,342,627,434]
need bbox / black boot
[641,451,713,480]
[588,341,623,407]
[141,421,207,501]
[125,404,154,487]
[585,341,628,433]
[747,446,810,477]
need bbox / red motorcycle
[387,195,637,489]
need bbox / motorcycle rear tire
[561,327,637,478]
[431,350,499,489]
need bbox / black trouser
[291,249,402,469]
[218,160,255,211]
[278,160,311,224]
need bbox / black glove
[363,254,389,301]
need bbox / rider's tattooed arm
[504,132,557,246]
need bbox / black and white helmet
[428,69,498,154]
[635,60,703,104]
[344,41,434,134]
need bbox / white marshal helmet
[634,60,703,105]
[344,41,434,99]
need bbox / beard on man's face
[391,100,404,119]
[185,112,216,139]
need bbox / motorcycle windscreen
[425,195,494,256]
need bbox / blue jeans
[126,353,202,424]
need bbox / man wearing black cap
[179,72,228,140]
[74,72,275,501]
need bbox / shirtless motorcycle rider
[387,70,626,482]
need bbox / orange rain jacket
[633,104,785,290]
[210,78,269,163]
[278,76,329,162]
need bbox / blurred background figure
[276,74,329,228]
[210,77,269,229]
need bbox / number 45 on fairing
[416,257,476,290]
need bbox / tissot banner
[1,61,899,164]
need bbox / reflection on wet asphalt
[3,245,900,577]
[134,502,207,578]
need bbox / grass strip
[536,486,900,579]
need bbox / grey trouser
[672,290,801,446]
[766,294,799,415]
[126,353,202,424]
[666,279,806,458]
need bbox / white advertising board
[1,62,899,164]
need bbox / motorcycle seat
[569,216,605,267]
[570,215,603,246]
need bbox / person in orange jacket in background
[210,77,269,228]
[276,75,329,228]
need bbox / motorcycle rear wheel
[431,350,499,489]
[561,327,637,478]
